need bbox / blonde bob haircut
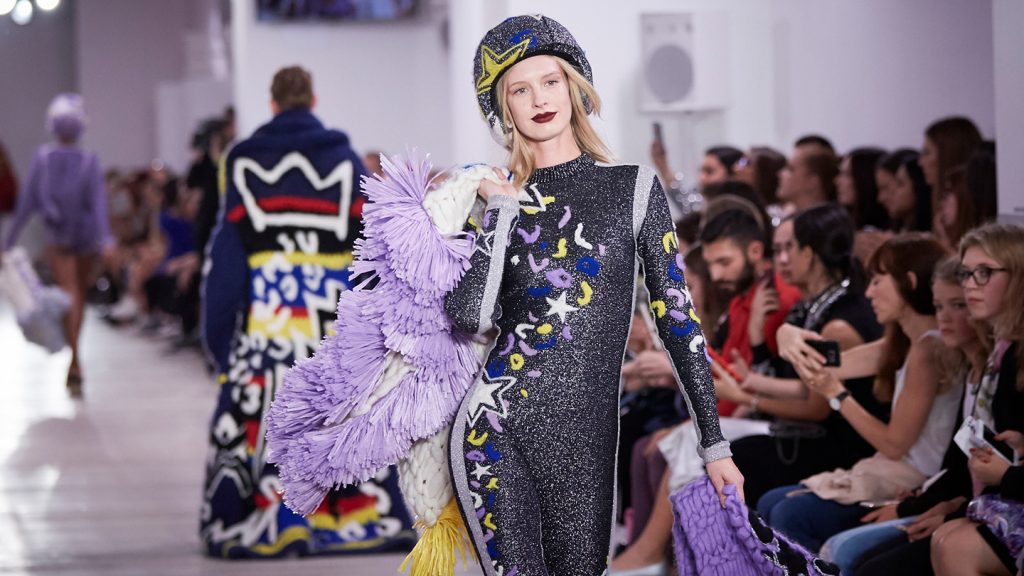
[495,57,613,189]
[959,222,1024,390]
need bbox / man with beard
[699,208,801,415]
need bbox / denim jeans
[757,484,871,552]
[819,517,915,575]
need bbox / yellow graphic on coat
[650,300,667,318]
[690,308,702,324]
[476,38,533,95]
[553,238,568,258]
[577,281,593,306]
[467,429,489,446]
[662,231,679,254]
[509,354,525,370]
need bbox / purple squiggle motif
[545,268,573,289]
[517,225,541,244]
[558,206,572,229]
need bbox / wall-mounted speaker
[639,12,730,113]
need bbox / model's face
[772,219,796,285]
[503,56,574,146]
[961,246,1010,324]
[703,238,757,296]
[933,279,975,349]
[699,154,729,190]
[920,137,939,187]
[835,156,855,207]
[866,272,905,324]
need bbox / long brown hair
[496,57,613,188]
[925,117,981,225]
[959,223,1024,390]
[867,234,949,401]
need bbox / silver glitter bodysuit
[446,154,730,576]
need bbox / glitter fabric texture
[446,154,730,575]
[473,14,593,145]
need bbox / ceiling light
[0,0,16,16]
[11,0,33,25]
[36,0,59,10]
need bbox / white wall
[231,0,453,167]
[75,0,200,169]
[448,0,996,186]
[992,0,1024,223]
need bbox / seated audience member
[777,138,839,214]
[732,146,787,226]
[715,206,885,503]
[836,147,889,231]
[0,140,16,215]
[758,239,958,552]
[876,149,932,234]
[651,139,743,194]
[853,223,1024,576]
[811,257,987,574]
[142,180,202,342]
[918,116,983,248]
[932,430,1024,576]
[699,208,802,414]
[935,141,997,251]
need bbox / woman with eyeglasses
[851,223,1024,575]
[926,223,1024,576]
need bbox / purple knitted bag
[671,477,839,576]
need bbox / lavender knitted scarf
[671,477,839,576]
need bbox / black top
[899,341,1024,517]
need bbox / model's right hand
[478,167,518,202]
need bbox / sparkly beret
[473,14,593,144]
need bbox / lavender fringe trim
[264,152,482,515]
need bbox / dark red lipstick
[532,112,556,123]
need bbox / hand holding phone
[806,340,841,367]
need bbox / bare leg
[932,518,1011,576]
[47,247,83,382]
[611,468,673,570]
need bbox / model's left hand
[706,457,745,508]
[969,447,1011,487]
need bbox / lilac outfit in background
[2,144,111,253]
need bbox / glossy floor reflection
[0,303,481,575]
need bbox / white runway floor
[0,303,481,575]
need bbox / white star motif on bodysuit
[544,291,579,323]
[465,373,517,426]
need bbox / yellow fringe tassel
[399,498,476,576]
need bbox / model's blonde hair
[495,57,613,188]
[959,222,1024,390]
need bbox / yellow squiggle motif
[483,513,497,530]
[553,238,568,258]
[467,429,488,446]
[509,353,525,370]
[486,477,499,490]
[577,281,593,306]
[662,231,679,254]
[520,388,529,398]
[536,324,552,335]
[542,196,556,205]
[690,308,702,324]
[650,300,667,318]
